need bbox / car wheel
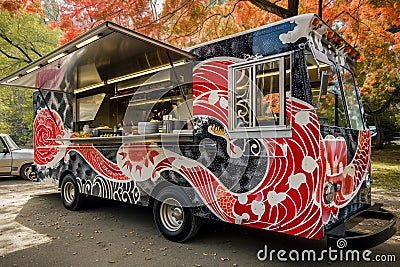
[61,174,85,211]
[20,164,34,181]
[153,187,201,242]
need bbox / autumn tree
[156,0,321,48]
[42,0,61,23]
[248,0,299,18]
[1,0,42,14]
[55,0,287,46]
[159,0,282,47]
[0,7,60,145]
[2,0,398,147]
[322,0,400,148]
[56,0,161,44]
[157,0,399,147]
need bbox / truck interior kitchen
[72,33,195,138]
[74,61,193,138]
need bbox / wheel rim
[159,198,184,232]
[24,166,33,180]
[63,181,75,205]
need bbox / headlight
[365,172,371,189]
[324,182,335,204]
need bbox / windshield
[3,135,20,151]
[305,52,347,128]
[340,66,364,130]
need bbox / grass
[371,144,400,189]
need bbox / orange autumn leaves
[2,0,399,107]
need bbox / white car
[0,134,35,180]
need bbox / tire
[20,164,34,181]
[61,174,85,211]
[153,187,201,242]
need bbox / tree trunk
[365,86,399,149]
[373,114,384,149]
[318,0,323,18]
[248,0,299,18]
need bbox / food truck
[0,14,396,248]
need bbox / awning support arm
[166,51,193,120]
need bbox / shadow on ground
[3,188,396,267]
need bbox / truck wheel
[20,164,34,180]
[153,187,201,242]
[61,174,85,211]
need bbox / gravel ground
[0,177,398,267]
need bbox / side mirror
[320,71,329,97]
[2,147,8,154]
[317,71,329,108]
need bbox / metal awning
[0,21,196,93]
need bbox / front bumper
[326,203,397,249]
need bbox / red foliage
[1,0,42,15]
[56,0,158,44]
[319,0,399,99]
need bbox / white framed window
[228,53,291,138]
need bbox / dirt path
[0,178,398,266]
[372,188,400,245]
[0,178,56,256]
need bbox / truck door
[305,51,359,144]
[307,50,370,223]
[308,57,365,164]
[0,137,12,174]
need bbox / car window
[0,138,5,152]
[3,135,20,151]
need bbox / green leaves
[0,87,35,145]
[0,10,60,145]
[0,10,61,74]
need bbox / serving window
[228,54,291,137]
[73,62,193,136]
[74,88,129,135]
[124,84,192,125]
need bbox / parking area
[0,177,399,266]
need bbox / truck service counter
[50,131,194,144]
